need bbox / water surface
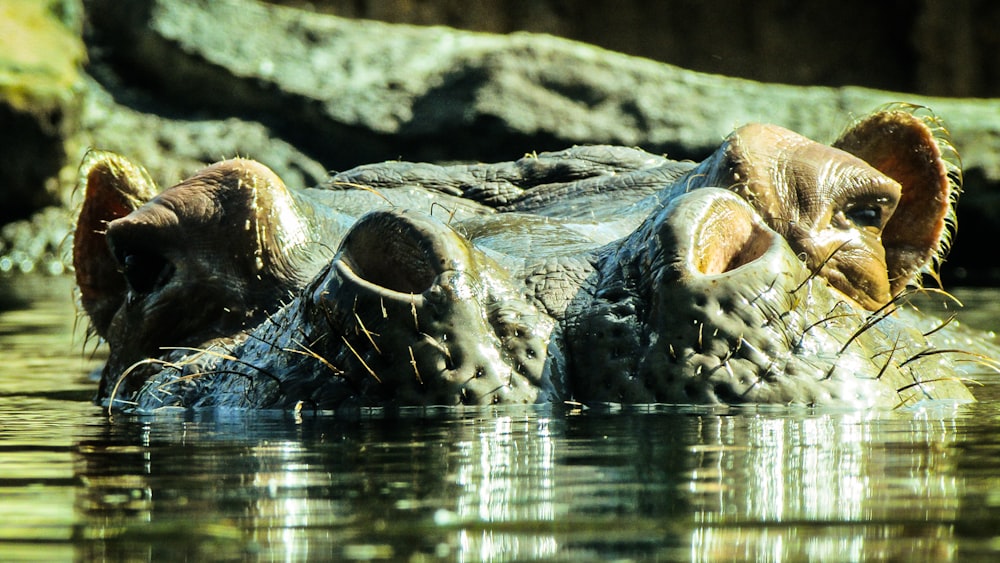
[2,275,1000,561]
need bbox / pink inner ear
[832,109,955,295]
[73,153,158,337]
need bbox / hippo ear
[832,107,960,294]
[73,151,158,338]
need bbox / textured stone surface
[83,0,1000,180]
[270,0,1000,98]
[3,0,1000,280]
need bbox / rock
[75,74,328,192]
[83,0,1000,186]
[5,0,1000,280]
[268,0,1000,99]
[0,0,86,223]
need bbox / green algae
[0,0,86,112]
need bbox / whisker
[901,348,955,368]
[875,333,902,380]
[791,239,852,295]
[286,338,345,376]
[341,335,381,383]
[758,298,798,351]
[718,334,745,364]
[155,369,272,391]
[837,294,908,355]
[955,357,1000,375]
[904,286,964,310]
[747,276,780,307]
[242,330,288,354]
[895,376,978,395]
[354,313,382,355]
[901,348,1000,372]
[328,181,393,205]
[161,345,238,362]
[682,172,708,194]
[106,357,183,415]
[721,358,736,381]
[430,202,459,224]
[739,373,763,399]
[718,334,741,364]
[421,332,453,368]
[922,313,958,338]
[159,345,284,386]
[800,312,854,339]
[408,346,423,384]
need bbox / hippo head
[73,107,976,411]
[169,207,565,409]
[680,110,956,311]
[568,108,970,406]
[74,153,312,395]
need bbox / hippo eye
[845,206,882,229]
[843,196,893,232]
[120,250,174,294]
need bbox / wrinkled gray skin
[75,107,990,412]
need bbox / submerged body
[74,107,991,411]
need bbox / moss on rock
[0,0,86,223]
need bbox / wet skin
[74,107,987,411]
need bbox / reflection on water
[2,275,1000,561]
[685,410,965,561]
[66,407,1000,561]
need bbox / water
[2,276,1000,562]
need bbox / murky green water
[2,275,1000,562]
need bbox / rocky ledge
[2,0,999,281]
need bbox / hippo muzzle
[303,209,562,407]
[568,187,973,406]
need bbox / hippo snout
[568,188,973,407]
[303,209,562,406]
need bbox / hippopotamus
[74,106,991,412]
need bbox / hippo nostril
[343,241,435,294]
[691,197,774,275]
[339,212,442,295]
